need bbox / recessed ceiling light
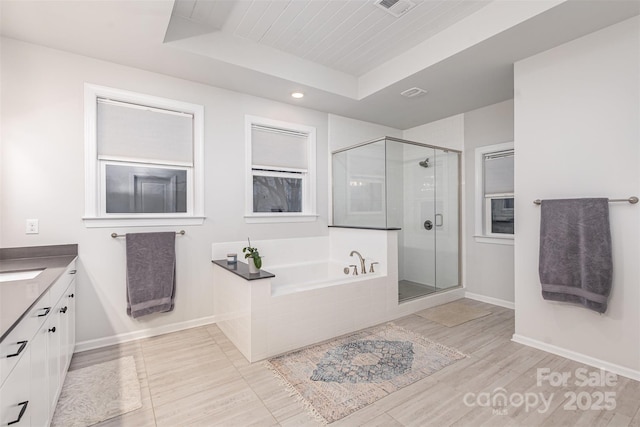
[291,92,304,99]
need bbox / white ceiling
[1,0,639,129]
[169,0,491,76]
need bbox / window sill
[473,235,514,246]
[83,216,205,228]
[244,214,318,224]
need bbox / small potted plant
[242,238,262,274]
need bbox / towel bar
[533,197,638,205]
[111,230,186,238]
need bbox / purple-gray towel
[126,232,176,318]
[539,198,612,313]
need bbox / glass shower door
[434,148,460,291]
[395,142,437,302]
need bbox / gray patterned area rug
[52,356,142,427]
[265,323,467,424]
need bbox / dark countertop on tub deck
[0,244,78,342]
[212,259,275,281]
[328,225,401,231]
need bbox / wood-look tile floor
[67,299,640,426]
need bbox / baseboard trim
[464,291,515,310]
[512,334,640,382]
[74,314,224,353]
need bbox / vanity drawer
[0,291,51,387]
[48,261,76,305]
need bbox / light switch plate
[26,219,39,234]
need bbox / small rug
[52,356,142,427]
[265,323,467,424]
[417,300,492,327]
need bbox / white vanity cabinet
[46,276,77,417]
[0,347,31,426]
[30,325,50,427]
[45,304,61,419]
[59,280,76,381]
[0,260,77,427]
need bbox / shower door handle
[435,214,443,227]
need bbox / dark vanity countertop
[328,225,402,231]
[0,244,78,342]
[212,259,275,281]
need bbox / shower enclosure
[332,137,460,302]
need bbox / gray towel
[126,232,176,318]
[539,198,612,313]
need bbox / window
[245,116,316,222]
[84,84,204,227]
[474,142,514,244]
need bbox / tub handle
[369,262,379,273]
[349,265,358,276]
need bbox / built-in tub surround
[211,228,463,362]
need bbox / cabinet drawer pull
[69,270,77,275]
[8,400,28,425]
[68,293,75,298]
[60,306,68,314]
[6,341,27,358]
[48,327,56,333]
[37,307,51,317]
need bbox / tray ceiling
[167,0,491,76]
[2,1,639,129]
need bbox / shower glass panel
[331,137,460,303]
[332,140,387,228]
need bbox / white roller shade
[484,151,514,194]
[97,99,193,165]
[251,125,308,170]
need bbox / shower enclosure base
[398,281,464,304]
[398,280,437,302]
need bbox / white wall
[513,17,640,377]
[402,114,464,151]
[1,38,331,346]
[327,114,401,152]
[464,100,514,304]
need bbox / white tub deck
[212,228,464,362]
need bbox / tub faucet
[350,250,366,274]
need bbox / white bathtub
[269,261,382,296]
[212,229,464,362]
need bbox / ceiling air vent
[400,87,427,98]
[375,0,416,18]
